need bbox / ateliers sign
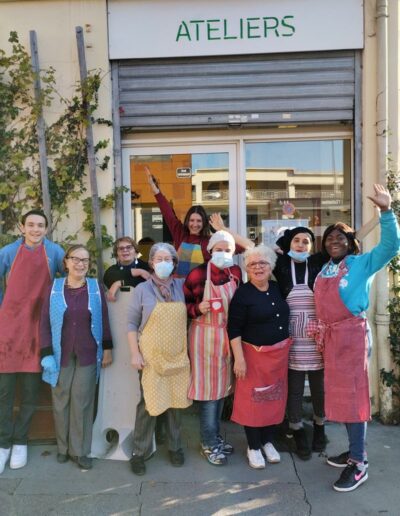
[108,0,363,60]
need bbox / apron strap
[291,259,308,286]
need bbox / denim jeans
[199,398,224,448]
[0,372,41,448]
[346,422,367,463]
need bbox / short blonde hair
[243,245,277,271]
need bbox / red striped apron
[188,262,238,400]
[286,260,323,370]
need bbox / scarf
[150,273,173,302]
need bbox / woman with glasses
[103,237,150,302]
[228,246,291,469]
[145,167,253,276]
[127,243,192,476]
[40,245,113,470]
[183,231,242,466]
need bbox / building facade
[1,0,399,421]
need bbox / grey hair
[148,242,179,273]
[243,245,277,271]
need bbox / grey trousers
[132,377,182,456]
[51,354,96,457]
[0,372,41,448]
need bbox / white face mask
[211,251,234,269]
[154,261,174,279]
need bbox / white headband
[207,230,235,252]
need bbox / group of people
[0,175,398,495]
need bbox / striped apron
[286,260,323,371]
[188,262,238,401]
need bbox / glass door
[122,144,237,255]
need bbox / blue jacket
[42,277,103,387]
[0,237,64,304]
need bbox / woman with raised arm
[312,184,400,492]
[145,166,253,276]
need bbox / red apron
[314,262,370,423]
[188,262,238,400]
[0,244,51,372]
[231,337,292,427]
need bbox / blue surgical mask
[288,250,310,262]
[154,261,174,279]
[211,251,234,269]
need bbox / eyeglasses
[67,256,90,265]
[247,260,269,270]
[117,245,135,252]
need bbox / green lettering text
[247,17,261,39]
[223,18,237,39]
[281,15,295,37]
[190,20,205,41]
[207,19,221,40]
[263,16,279,37]
[176,21,191,42]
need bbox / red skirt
[231,338,292,427]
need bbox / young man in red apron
[0,210,64,474]
[313,184,400,492]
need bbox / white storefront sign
[108,0,364,60]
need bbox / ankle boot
[293,427,312,460]
[312,422,327,452]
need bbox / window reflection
[245,140,351,250]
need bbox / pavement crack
[289,452,312,516]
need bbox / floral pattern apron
[0,244,51,372]
[188,262,238,400]
[314,262,370,423]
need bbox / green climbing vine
[380,155,400,413]
[0,31,114,256]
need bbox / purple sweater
[40,283,112,367]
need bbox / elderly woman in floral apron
[145,167,252,276]
[274,227,327,460]
[184,231,242,465]
[127,243,192,476]
[311,184,400,492]
[228,245,291,470]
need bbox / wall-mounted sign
[108,0,363,60]
[176,167,192,178]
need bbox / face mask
[211,251,234,269]
[154,261,174,279]
[288,250,310,262]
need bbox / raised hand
[367,184,391,212]
[144,166,160,194]
[209,213,226,231]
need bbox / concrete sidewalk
[0,416,399,515]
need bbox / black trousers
[0,372,41,448]
[287,369,324,424]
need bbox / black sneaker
[293,428,312,460]
[333,462,368,492]
[217,435,234,455]
[312,423,328,452]
[130,454,146,476]
[327,451,369,469]
[168,448,184,467]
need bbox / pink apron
[188,262,238,400]
[231,337,292,427]
[286,260,323,370]
[314,262,370,423]
[0,244,51,372]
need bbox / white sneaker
[247,448,265,469]
[263,442,281,463]
[0,447,11,474]
[10,445,27,469]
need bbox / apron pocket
[251,379,284,402]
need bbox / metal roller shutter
[117,51,355,131]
